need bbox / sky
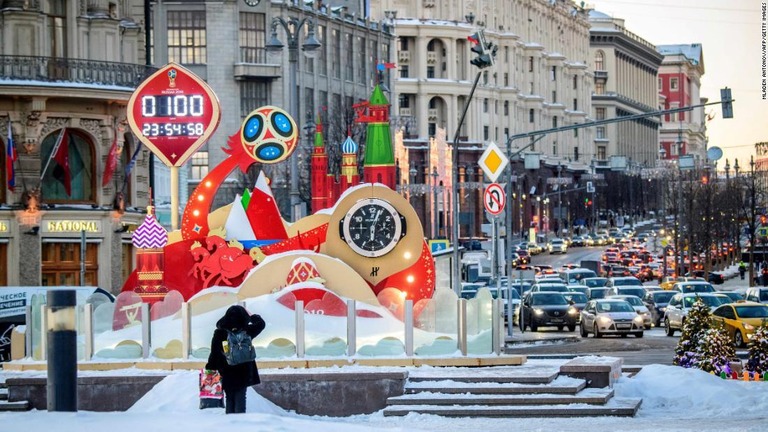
[591,0,766,165]
[2,361,768,431]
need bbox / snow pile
[615,364,768,417]
[128,371,286,415]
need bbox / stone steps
[404,375,586,395]
[0,381,30,412]
[391,387,614,406]
[382,398,643,417]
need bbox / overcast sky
[590,0,765,166]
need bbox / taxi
[710,302,768,347]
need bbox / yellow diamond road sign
[478,141,509,182]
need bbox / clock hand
[370,209,383,241]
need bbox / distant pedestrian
[205,305,266,414]
[739,262,747,280]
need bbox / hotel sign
[0,220,9,233]
[45,220,102,233]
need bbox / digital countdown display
[127,63,221,167]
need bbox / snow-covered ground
[2,361,768,432]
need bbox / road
[505,242,747,365]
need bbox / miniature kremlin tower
[310,84,395,212]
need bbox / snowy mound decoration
[79,102,498,361]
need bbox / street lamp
[466,165,475,238]
[432,167,439,239]
[266,16,322,221]
[409,166,417,208]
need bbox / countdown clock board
[127,63,221,167]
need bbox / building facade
[588,10,663,169]
[148,0,394,217]
[370,0,594,239]
[657,44,707,163]
[0,0,153,290]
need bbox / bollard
[141,303,151,359]
[457,298,467,356]
[492,298,502,355]
[47,290,77,412]
[181,302,191,360]
[295,301,305,358]
[83,303,93,361]
[347,300,356,357]
[404,300,414,356]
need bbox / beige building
[371,0,595,238]
[588,10,663,168]
[0,0,152,290]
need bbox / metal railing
[0,55,156,87]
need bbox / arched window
[40,128,95,203]
[594,51,604,71]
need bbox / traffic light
[761,215,767,225]
[721,87,733,119]
[468,30,496,69]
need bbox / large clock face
[340,198,406,258]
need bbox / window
[552,91,557,103]
[573,75,578,90]
[167,11,207,64]
[594,51,604,70]
[483,71,489,84]
[48,0,67,58]
[399,38,409,51]
[358,36,367,82]
[504,72,509,87]
[190,151,208,180]
[550,66,557,81]
[528,56,534,72]
[669,103,679,122]
[595,107,606,120]
[240,81,270,117]
[504,101,509,116]
[504,46,509,63]
[42,243,98,286]
[400,65,409,78]
[553,141,557,155]
[574,147,579,161]
[573,98,578,111]
[596,127,606,139]
[318,25,327,76]
[658,77,663,90]
[239,12,266,63]
[332,29,341,78]
[529,109,535,123]
[305,88,315,123]
[483,98,489,113]
[573,127,579,137]
[41,129,94,202]
[428,123,436,136]
[595,82,605,95]
[427,66,435,78]
[530,136,536,151]
[598,146,606,159]
[344,33,353,81]
[670,77,679,91]
[483,126,489,141]
[552,116,558,128]
[398,94,410,108]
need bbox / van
[745,287,768,304]
[0,286,114,362]
[559,268,597,285]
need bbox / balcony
[0,55,156,88]
[234,47,281,79]
[594,70,608,80]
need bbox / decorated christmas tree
[746,324,768,375]
[697,326,736,374]
[673,297,711,368]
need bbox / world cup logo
[240,106,298,164]
[168,69,177,88]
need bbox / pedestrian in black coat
[205,305,265,414]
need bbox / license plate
[617,324,631,329]
[551,318,564,323]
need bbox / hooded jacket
[205,305,266,392]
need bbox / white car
[608,295,652,329]
[663,293,727,336]
[548,238,568,254]
[580,299,645,338]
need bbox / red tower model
[310,118,330,213]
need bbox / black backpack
[223,329,256,366]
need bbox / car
[672,281,715,294]
[570,236,589,247]
[663,293,728,336]
[581,277,608,288]
[608,295,653,329]
[605,276,643,288]
[711,302,768,347]
[559,268,597,285]
[643,285,663,293]
[643,290,677,327]
[580,299,645,338]
[548,238,568,254]
[686,270,725,285]
[564,292,589,322]
[586,287,613,300]
[612,286,647,299]
[567,285,589,295]
[718,291,745,303]
[744,287,768,304]
[519,292,579,332]
[660,276,700,290]
[529,283,569,293]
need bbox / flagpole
[40,128,66,183]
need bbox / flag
[6,120,17,192]
[51,128,71,196]
[124,142,142,179]
[467,34,480,45]
[102,125,121,187]
[376,62,397,71]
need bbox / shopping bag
[199,369,224,409]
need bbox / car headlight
[744,323,755,331]
[568,307,579,315]
[659,307,666,312]
[633,316,644,324]
[534,308,544,315]
[598,316,612,324]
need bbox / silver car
[608,295,652,329]
[580,299,645,338]
[663,293,726,336]
[548,238,567,254]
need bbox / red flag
[6,120,17,192]
[102,125,121,187]
[52,129,72,196]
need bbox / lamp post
[557,163,563,237]
[266,16,321,221]
[432,167,439,239]
[466,165,475,238]
[409,166,417,209]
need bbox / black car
[519,292,578,332]
[642,290,676,327]
[685,270,725,285]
